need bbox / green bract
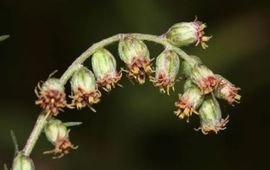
[70,67,96,92]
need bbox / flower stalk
[6,19,240,169]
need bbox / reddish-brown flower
[190,65,218,94]
[70,67,101,111]
[215,75,241,104]
[35,78,68,116]
[119,36,153,84]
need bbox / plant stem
[21,33,194,157]
[23,113,48,156]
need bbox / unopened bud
[215,75,241,104]
[35,78,67,116]
[12,153,35,170]
[70,67,101,111]
[92,48,122,91]
[165,19,211,49]
[196,97,229,135]
[118,36,153,84]
[151,50,179,94]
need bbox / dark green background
[0,0,270,170]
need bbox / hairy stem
[21,33,193,157]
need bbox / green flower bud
[165,19,211,49]
[151,50,180,94]
[71,67,96,93]
[118,36,153,84]
[44,118,77,159]
[196,97,229,134]
[70,67,101,110]
[12,153,35,170]
[182,55,202,77]
[175,80,204,121]
[92,48,122,91]
[44,118,68,144]
[189,65,218,94]
[214,75,241,104]
[35,78,67,116]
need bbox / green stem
[21,33,193,157]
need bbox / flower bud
[151,50,180,94]
[165,19,211,49]
[175,81,204,121]
[190,65,218,94]
[92,48,122,91]
[182,55,202,77]
[118,36,153,84]
[35,78,67,116]
[70,67,101,111]
[196,97,229,134]
[215,75,241,104]
[12,153,35,170]
[44,118,77,159]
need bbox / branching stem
[21,33,194,157]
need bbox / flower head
[190,65,218,94]
[92,48,122,91]
[215,75,241,104]
[70,67,101,111]
[195,97,229,134]
[175,80,204,121]
[165,18,211,49]
[118,36,153,84]
[44,118,78,159]
[12,153,35,170]
[35,78,67,116]
[151,50,180,94]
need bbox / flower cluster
[175,55,240,134]
[32,18,241,161]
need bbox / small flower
[215,75,241,104]
[70,67,101,111]
[165,18,211,49]
[181,55,202,77]
[151,50,180,94]
[12,153,35,170]
[195,97,229,134]
[44,118,78,159]
[92,48,122,91]
[190,65,218,94]
[35,78,68,116]
[175,80,204,121]
[118,36,153,84]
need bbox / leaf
[0,35,10,42]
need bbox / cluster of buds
[31,18,242,163]
[119,36,153,84]
[174,54,240,134]
[165,17,212,49]
[43,118,78,159]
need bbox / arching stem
[21,33,194,158]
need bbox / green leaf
[0,35,10,42]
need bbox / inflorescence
[11,18,241,170]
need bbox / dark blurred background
[1,0,270,170]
